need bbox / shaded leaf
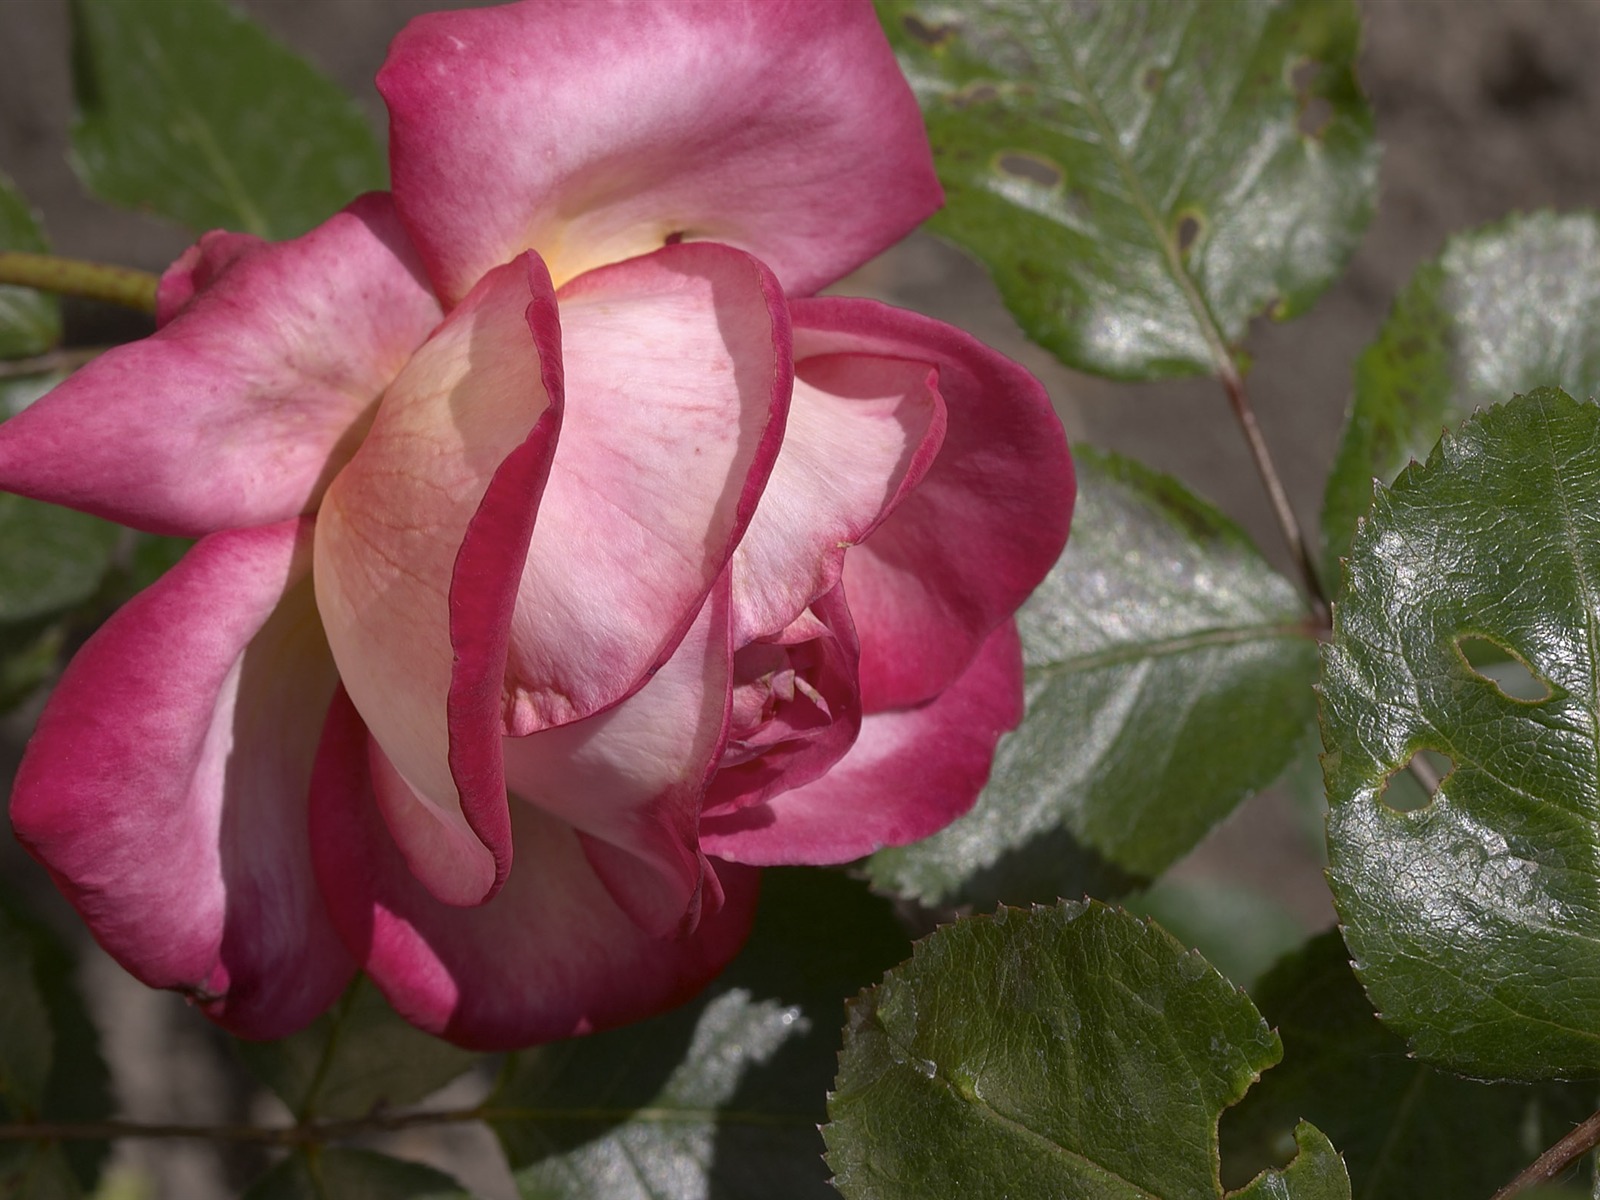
[70,0,386,239]
[867,448,1317,906]
[1323,388,1600,1079]
[0,175,60,360]
[241,1148,468,1200]
[0,909,52,1117]
[0,493,119,624]
[824,902,1348,1199]
[1322,212,1600,576]
[490,869,910,1200]
[877,0,1376,379]
[235,976,480,1123]
[1223,932,1596,1200]
[0,894,112,1195]
[0,1144,83,1200]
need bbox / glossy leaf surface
[868,448,1317,906]
[825,902,1348,1199]
[1223,933,1595,1200]
[70,0,385,239]
[1322,212,1600,575]
[236,976,479,1122]
[876,0,1376,379]
[0,174,60,359]
[1324,388,1600,1080]
[490,869,909,1200]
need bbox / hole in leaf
[1455,635,1551,702]
[1297,96,1333,138]
[902,13,956,46]
[995,152,1063,188]
[1379,750,1454,813]
[1175,211,1203,253]
[1289,58,1322,98]
[1140,65,1164,94]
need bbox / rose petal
[380,0,939,303]
[314,252,563,906]
[11,520,351,1038]
[498,242,790,736]
[0,194,440,537]
[731,353,945,645]
[792,298,1074,711]
[700,619,1023,865]
[706,583,862,816]
[310,689,758,1050]
[500,579,733,938]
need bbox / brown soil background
[4,0,1600,1194]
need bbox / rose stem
[1492,1107,1600,1199]
[1216,359,1331,628]
[0,252,158,314]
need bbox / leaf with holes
[1324,387,1600,1081]
[489,869,910,1200]
[866,448,1318,907]
[0,174,60,360]
[70,0,385,239]
[1323,212,1600,577]
[1221,932,1596,1200]
[825,902,1349,1199]
[235,975,480,1122]
[876,0,1376,380]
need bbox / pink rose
[1,0,1073,1048]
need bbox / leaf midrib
[1026,620,1312,681]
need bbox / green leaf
[235,976,480,1122]
[877,0,1376,380]
[0,493,120,623]
[70,0,386,239]
[0,1144,84,1200]
[1322,212,1600,577]
[0,894,113,1194]
[866,448,1317,906]
[0,175,60,360]
[824,902,1348,1199]
[1323,387,1600,1080]
[0,909,53,1116]
[241,1149,468,1200]
[490,868,910,1200]
[1222,932,1596,1200]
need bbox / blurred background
[4,0,1600,1194]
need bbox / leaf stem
[0,252,158,314]
[0,1107,486,1147]
[1217,362,1330,626]
[1492,1106,1600,1198]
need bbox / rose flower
[0,0,1073,1048]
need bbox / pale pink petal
[500,580,733,938]
[498,243,790,735]
[700,620,1023,865]
[0,194,441,537]
[11,520,352,1038]
[792,299,1074,711]
[705,584,861,816]
[380,0,939,303]
[731,353,945,645]
[309,690,758,1050]
[314,252,563,907]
